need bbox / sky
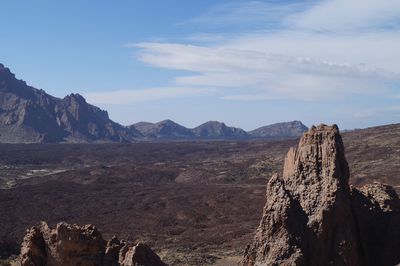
[0,0,399,130]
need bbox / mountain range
[0,63,308,143]
[131,120,251,140]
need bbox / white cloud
[128,0,400,103]
[83,87,213,105]
[286,0,400,32]
[134,41,398,100]
[226,31,400,72]
[136,42,397,76]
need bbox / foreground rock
[19,222,166,266]
[243,124,400,266]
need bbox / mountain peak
[64,93,87,104]
[0,63,135,143]
[193,121,247,139]
[249,120,308,139]
[132,119,193,139]
[0,63,16,79]
[202,120,227,127]
[158,119,178,125]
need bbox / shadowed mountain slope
[0,64,141,143]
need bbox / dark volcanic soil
[0,123,399,265]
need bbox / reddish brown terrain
[0,123,399,265]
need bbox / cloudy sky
[1,0,399,130]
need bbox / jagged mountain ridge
[0,64,141,143]
[0,63,307,143]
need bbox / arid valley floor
[1,123,400,265]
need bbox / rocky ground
[0,123,399,265]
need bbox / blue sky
[1,0,399,130]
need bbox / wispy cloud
[286,0,400,32]
[129,0,400,103]
[83,87,213,105]
[134,41,398,100]
[177,1,312,30]
[182,33,230,44]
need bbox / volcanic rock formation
[19,222,166,266]
[243,124,400,266]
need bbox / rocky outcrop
[243,124,400,266]
[19,222,166,266]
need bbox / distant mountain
[131,120,194,139]
[192,121,248,139]
[0,63,141,143]
[0,63,309,143]
[130,120,249,140]
[249,121,308,139]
